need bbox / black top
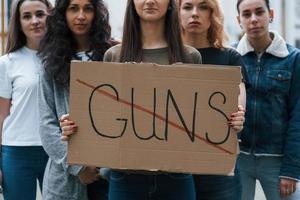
[197,47,247,82]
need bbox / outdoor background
[0,0,298,199]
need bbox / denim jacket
[237,31,300,181]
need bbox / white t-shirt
[0,46,43,146]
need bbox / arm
[279,51,300,197]
[38,69,83,176]
[0,98,10,142]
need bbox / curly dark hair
[38,0,112,86]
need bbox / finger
[60,120,76,128]
[238,105,246,112]
[59,114,70,122]
[229,120,244,127]
[61,135,69,141]
[62,128,78,137]
[62,125,78,133]
[230,111,245,118]
[230,116,245,122]
[231,125,243,132]
[292,182,297,193]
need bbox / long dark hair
[38,0,112,86]
[6,0,52,53]
[120,0,186,63]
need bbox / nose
[77,9,86,20]
[31,15,39,26]
[145,0,155,6]
[192,7,198,18]
[250,13,258,23]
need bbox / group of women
[0,0,299,200]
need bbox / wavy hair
[6,0,52,53]
[178,0,228,49]
[120,0,187,63]
[38,0,112,86]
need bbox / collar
[236,31,289,58]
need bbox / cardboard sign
[68,61,241,175]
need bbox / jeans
[2,146,48,200]
[238,153,300,200]
[194,173,241,200]
[109,171,195,200]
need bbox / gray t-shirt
[103,44,202,64]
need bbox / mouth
[75,24,87,28]
[249,27,261,32]
[32,27,43,31]
[189,21,201,26]
[144,8,158,12]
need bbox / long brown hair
[6,0,52,53]
[120,0,187,63]
[178,0,228,49]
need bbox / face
[19,0,48,45]
[237,0,273,40]
[133,0,170,22]
[66,0,95,38]
[180,0,211,35]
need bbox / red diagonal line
[76,79,234,155]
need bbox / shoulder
[104,44,122,62]
[183,45,202,64]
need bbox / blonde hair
[178,0,228,48]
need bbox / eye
[242,12,251,18]
[182,4,192,10]
[36,11,46,18]
[68,5,79,12]
[84,5,94,13]
[22,14,31,20]
[255,10,265,16]
[199,4,209,10]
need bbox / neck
[75,35,90,52]
[140,19,168,49]
[182,31,211,49]
[248,33,273,54]
[26,38,40,50]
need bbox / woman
[38,0,114,199]
[61,0,201,199]
[236,0,300,199]
[178,0,246,199]
[0,0,51,199]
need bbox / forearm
[238,82,246,109]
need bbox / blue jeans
[2,146,48,200]
[238,153,300,200]
[194,173,241,200]
[109,171,195,200]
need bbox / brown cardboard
[68,61,241,175]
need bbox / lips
[189,21,201,25]
[249,27,261,32]
[74,24,87,28]
[144,7,158,12]
[31,27,43,32]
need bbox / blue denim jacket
[237,32,300,181]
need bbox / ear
[237,15,242,29]
[269,8,274,21]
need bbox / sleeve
[229,48,249,84]
[38,68,83,176]
[0,56,12,99]
[193,50,202,64]
[280,51,300,181]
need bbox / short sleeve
[0,55,12,99]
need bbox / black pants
[87,178,109,200]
